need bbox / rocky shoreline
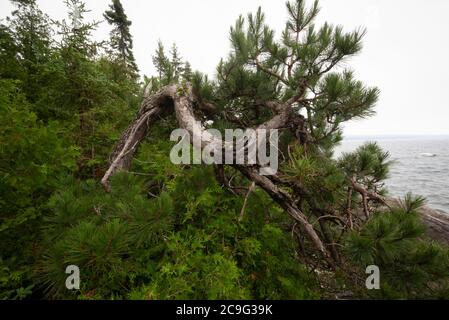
[420,206,449,244]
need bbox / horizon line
[344,133,449,139]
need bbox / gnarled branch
[101,83,327,255]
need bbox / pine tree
[150,42,193,87]
[182,61,192,81]
[170,43,182,82]
[0,24,23,79]
[6,0,52,103]
[2,0,448,301]
[105,0,381,258]
[152,40,170,81]
[103,0,138,77]
[1,0,137,300]
[0,79,79,299]
[344,195,449,299]
[51,0,137,178]
[102,1,449,300]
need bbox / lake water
[335,136,449,212]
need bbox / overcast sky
[1,0,448,137]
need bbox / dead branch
[239,182,256,221]
[349,177,389,218]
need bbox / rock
[420,206,449,244]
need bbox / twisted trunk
[102,83,449,261]
[101,83,328,255]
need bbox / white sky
[1,0,448,136]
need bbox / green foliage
[0,79,78,299]
[0,79,78,230]
[339,142,391,180]
[399,192,427,214]
[37,173,173,298]
[0,24,23,80]
[150,41,192,88]
[338,142,392,196]
[344,203,449,298]
[211,0,379,143]
[133,231,250,300]
[4,0,53,106]
[36,170,318,299]
[104,0,139,77]
[282,146,346,206]
[1,0,448,301]
[0,0,138,298]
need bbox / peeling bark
[101,85,177,190]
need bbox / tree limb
[101,83,327,256]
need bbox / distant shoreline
[343,134,449,141]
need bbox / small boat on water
[420,153,437,157]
